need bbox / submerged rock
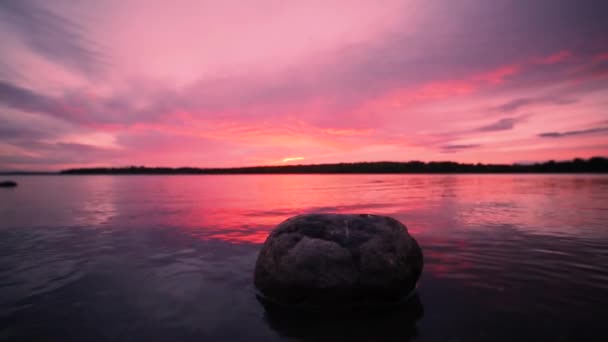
[0,181,17,188]
[254,213,423,310]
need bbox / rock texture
[254,213,423,310]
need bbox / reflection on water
[1,175,608,341]
[261,294,423,342]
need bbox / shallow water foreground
[1,174,607,341]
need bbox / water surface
[1,175,607,341]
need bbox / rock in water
[0,181,17,188]
[254,213,423,310]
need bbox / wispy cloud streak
[539,127,608,138]
[0,0,104,75]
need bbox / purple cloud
[0,0,104,76]
[476,117,525,132]
[441,144,481,152]
[493,97,578,113]
[539,127,608,138]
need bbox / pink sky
[1,0,607,170]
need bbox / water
[1,174,607,341]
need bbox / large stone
[254,213,423,310]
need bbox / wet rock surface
[254,213,423,310]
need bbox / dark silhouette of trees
[60,157,608,174]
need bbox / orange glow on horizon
[282,157,305,163]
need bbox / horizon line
[2,156,607,174]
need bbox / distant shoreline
[2,157,607,175]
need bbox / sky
[0,0,607,171]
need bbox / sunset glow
[0,0,607,170]
[282,157,305,163]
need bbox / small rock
[254,213,423,310]
[0,181,17,188]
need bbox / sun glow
[282,157,305,163]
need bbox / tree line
[60,157,608,174]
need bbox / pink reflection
[203,229,271,244]
[38,173,606,296]
[102,175,608,252]
[420,236,475,280]
[148,175,439,244]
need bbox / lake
[1,174,607,341]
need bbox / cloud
[441,144,481,152]
[426,116,526,151]
[0,80,99,125]
[0,79,151,127]
[0,81,58,116]
[108,0,608,127]
[493,97,578,113]
[0,116,61,143]
[538,127,608,138]
[0,141,119,167]
[534,51,573,65]
[476,117,524,132]
[0,0,104,75]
